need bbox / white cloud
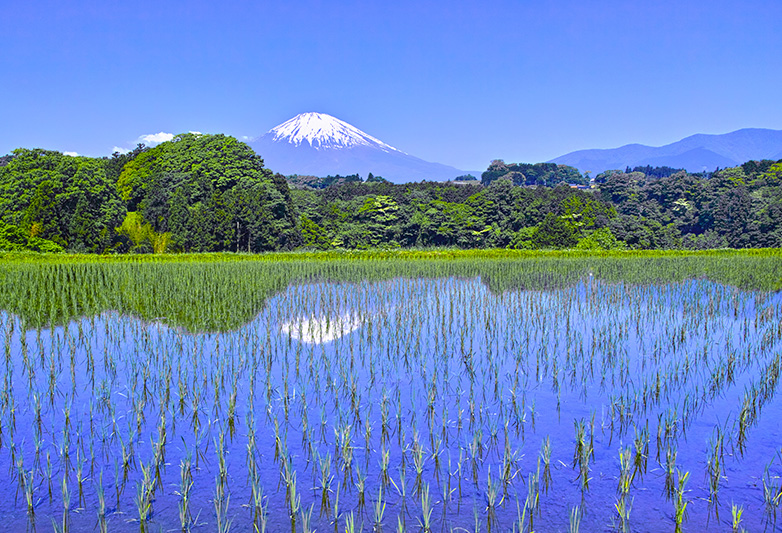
[111,130,203,156]
[63,151,79,157]
[139,132,175,145]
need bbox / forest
[0,133,780,253]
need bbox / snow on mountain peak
[267,112,403,153]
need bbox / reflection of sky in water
[0,277,781,533]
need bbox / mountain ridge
[549,128,782,174]
[252,115,782,181]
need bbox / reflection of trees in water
[0,252,779,333]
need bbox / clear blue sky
[2,0,780,171]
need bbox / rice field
[0,250,781,532]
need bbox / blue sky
[1,0,780,171]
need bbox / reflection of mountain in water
[1,253,779,333]
[280,313,363,344]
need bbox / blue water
[0,277,781,532]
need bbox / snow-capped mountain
[252,112,469,183]
[267,112,402,153]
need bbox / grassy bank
[2,247,782,263]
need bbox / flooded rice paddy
[0,254,781,532]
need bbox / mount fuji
[251,113,470,183]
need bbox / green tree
[576,227,626,250]
[0,149,125,252]
[300,216,331,249]
[115,133,299,252]
[534,213,578,248]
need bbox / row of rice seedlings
[278,274,772,528]
[0,268,779,530]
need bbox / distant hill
[550,128,782,174]
[251,112,471,183]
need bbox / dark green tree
[534,213,578,248]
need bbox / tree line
[0,133,780,253]
[0,134,298,253]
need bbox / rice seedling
[539,436,552,495]
[390,466,408,525]
[573,418,593,493]
[762,463,781,528]
[525,467,541,532]
[632,422,649,480]
[75,451,87,507]
[662,445,677,502]
[731,502,744,533]
[134,460,154,528]
[249,464,268,533]
[615,447,634,533]
[318,451,334,515]
[417,482,434,533]
[96,470,107,533]
[344,510,360,533]
[23,467,35,519]
[568,504,581,533]
[378,445,390,488]
[300,503,315,533]
[355,464,367,513]
[412,436,427,496]
[485,467,503,532]
[706,424,725,514]
[214,474,232,533]
[55,474,70,533]
[372,485,386,532]
[332,481,342,533]
[177,453,194,531]
[673,469,690,533]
